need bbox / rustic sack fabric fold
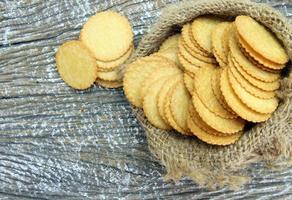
[128,0,292,189]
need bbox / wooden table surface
[0,0,291,199]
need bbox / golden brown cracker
[97,67,123,81]
[189,103,234,137]
[229,32,280,82]
[143,78,172,130]
[235,15,288,65]
[192,87,245,134]
[178,53,200,74]
[232,56,280,91]
[228,67,278,114]
[95,78,123,88]
[220,67,271,122]
[165,82,191,135]
[191,16,224,55]
[157,47,180,66]
[212,22,231,65]
[229,58,276,99]
[194,66,237,119]
[170,81,192,133]
[157,75,183,123]
[96,45,133,71]
[159,34,180,51]
[55,40,97,90]
[80,11,133,61]
[123,56,176,107]
[222,23,233,59]
[187,111,242,146]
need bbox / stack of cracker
[124,15,288,146]
[55,11,134,90]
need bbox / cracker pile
[56,11,134,89]
[124,15,288,145]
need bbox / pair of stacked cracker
[124,15,288,145]
[56,11,133,90]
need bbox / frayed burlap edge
[125,0,292,189]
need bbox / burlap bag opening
[128,0,292,189]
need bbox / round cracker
[95,78,123,88]
[183,73,194,94]
[192,87,245,134]
[178,53,200,74]
[143,78,172,130]
[228,67,278,114]
[191,16,224,55]
[170,81,192,132]
[55,40,97,90]
[141,66,182,99]
[220,67,271,122]
[157,75,183,123]
[237,33,285,70]
[229,58,276,99]
[187,112,242,146]
[181,24,209,57]
[123,56,176,107]
[96,45,133,71]
[229,32,280,82]
[80,11,133,61]
[235,16,288,65]
[164,82,191,135]
[194,66,237,119]
[232,56,280,91]
[211,69,237,115]
[159,34,180,51]
[189,103,234,136]
[212,22,231,65]
[222,23,233,59]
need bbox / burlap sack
[129,0,292,189]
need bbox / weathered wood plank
[0,0,292,199]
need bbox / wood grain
[0,0,292,199]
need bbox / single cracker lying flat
[183,73,194,94]
[192,88,245,134]
[170,81,192,133]
[220,67,271,122]
[165,83,191,135]
[158,75,183,123]
[228,67,278,114]
[96,78,123,88]
[187,112,242,146]
[141,66,182,99]
[181,24,209,57]
[123,56,176,107]
[80,11,133,61]
[212,22,231,65]
[232,56,280,91]
[229,58,276,99]
[237,33,285,70]
[96,45,133,71]
[235,15,288,65]
[159,34,180,51]
[189,103,234,136]
[211,69,237,115]
[55,40,97,90]
[143,77,172,130]
[229,32,280,82]
[194,66,237,119]
[191,16,224,55]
